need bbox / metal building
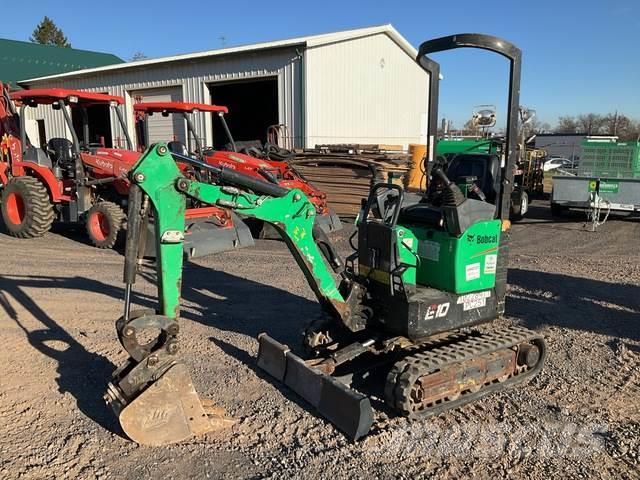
[18,25,429,150]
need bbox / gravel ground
[0,200,638,479]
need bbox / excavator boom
[106,143,366,444]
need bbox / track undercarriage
[259,323,545,440]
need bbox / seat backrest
[22,145,52,168]
[358,220,398,275]
[446,153,501,203]
[167,141,188,156]
[47,138,74,168]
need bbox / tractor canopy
[10,88,124,107]
[134,102,228,115]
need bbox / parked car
[543,157,572,172]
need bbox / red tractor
[0,84,252,256]
[133,101,342,235]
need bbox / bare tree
[130,52,148,61]
[577,113,606,135]
[555,116,579,134]
[522,117,548,138]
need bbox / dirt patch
[1,203,638,479]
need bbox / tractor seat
[167,141,188,156]
[22,145,52,168]
[47,138,74,168]
[398,203,443,228]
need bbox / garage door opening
[72,104,113,148]
[131,87,185,150]
[209,78,278,149]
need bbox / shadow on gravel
[516,202,638,227]
[139,261,320,348]
[507,268,640,342]
[514,203,586,225]
[0,274,155,435]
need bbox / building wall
[22,35,429,151]
[23,47,304,149]
[304,33,429,148]
[535,135,586,161]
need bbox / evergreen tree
[30,16,71,47]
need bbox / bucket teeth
[116,363,233,446]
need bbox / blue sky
[4,0,639,128]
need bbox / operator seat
[167,141,188,156]
[22,145,52,168]
[398,153,501,228]
[47,138,74,171]
[446,153,501,204]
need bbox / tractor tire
[86,201,126,249]
[1,176,54,238]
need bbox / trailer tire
[86,201,125,249]
[511,191,529,221]
[1,176,54,238]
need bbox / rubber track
[386,326,546,418]
[3,177,54,238]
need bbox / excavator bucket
[256,333,374,441]
[108,363,234,446]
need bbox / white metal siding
[131,87,185,145]
[304,33,429,148]
[24,48,303,149]
[22,104,72,146]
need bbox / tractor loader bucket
[143,212,254,259]
[107,362,235,446]
[256,333,374,441]
[184,212,254,259]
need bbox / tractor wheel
[1,176,54,238]
[86,201,126,249]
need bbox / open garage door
[209,78,278,149]
[72,103,113,148]
[131,86,185,148]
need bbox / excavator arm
[106,143,369,445]
[128,143,348,319]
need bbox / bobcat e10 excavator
[104,34,546,446]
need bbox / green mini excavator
[105,34,546,446]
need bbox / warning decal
[465,262,481,281]
[484,254,497,274]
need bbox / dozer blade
[257,333,373,441]
[117,363,234,446]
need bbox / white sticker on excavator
[457,290,491,311]
[418,240,440,262]
[484,254,497,274]
[465,262,480,281]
